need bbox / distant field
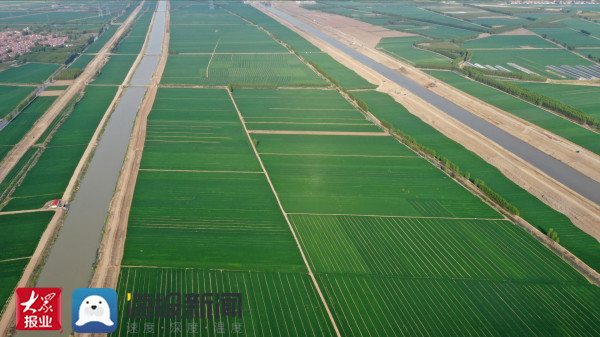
[0,96,57,162]
[377,36,451,66]
[461,34,557,49]
[354,90,600,271]
[0,85,35,120]
[426,70,600,155]
[301,52,376,89]
[511,81,600,119]
[170,3,247,25]
[560,19,600,38]
[161,54,326,86]
[469,49,592,78]
[85,25,118,54]
[170,24,287,54]
[2,86,117,211]
[0,63,60,84]
[471,17,528,27]
[92,54,137,85]
[0,212,55,313]
[531,28,600,48]
[68,54,95,69]
[113,268,337,336]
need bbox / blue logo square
[72,288,117,333]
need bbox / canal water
[265,6,600,206]
[20,2,167,335]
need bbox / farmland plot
[0,212,55,312]
[161,54,325,87]
[0,62,59,84]
[92,54,137,85]
[111,268,337,337]
[0,85,35,120]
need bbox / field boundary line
[248,130,387,136]
[287,212,505,221]
[227,89,342,337]
[206,37,221,78]
[259,153,420,158]
[139,169,264,174]
[0,256,32,263]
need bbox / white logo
[75,295,114,326]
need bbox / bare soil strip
[248,130,388,136]
[38,90,64,96]
[139,169,264,174]
[288,212,507,221]
[206,37,221,78]
[0,208,52,215]
[259,153,419,158]
[261,3,600,243]
[0,3,144,186]
[228,89,342,337]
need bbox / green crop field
[469,49,592,78]
[92,54,137,85]
[222,3,321,53]
[170,3,247,25]
[69,54,95,69]
[511,81,600,119]
[0,85,35,119]
[141,88,260,172]
[426,70,600,155]
[170,25,287,54]
[377,36,451,66]
[162,54,326,86]
[0,212,55,312]
[461,35,557,49]
[532,28,600,48]
[112,268,337,337]
[0,96,56,162]
[561,19,600,38]
[2,86,117,211]
[290,214,600,336]
[0,63,59,83]
[301,52,376,89]
[85,25,118,54]
[123,170,305,272]
[472,17,528,27]
[354,90,600,271]
[233,88,382,132]
[260,151,500,218]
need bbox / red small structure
[49,199,61,209]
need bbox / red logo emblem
[15,288,62,330]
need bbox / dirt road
[258,3,600,243]
[0,3,143,186]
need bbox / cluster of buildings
[0,28,68,60]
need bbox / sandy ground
[38,90,63,96]
[87,0,170,306]
[499,28,537,35]
[0,4,143,187]
[260,3,600,245]
[0,3,146,336]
